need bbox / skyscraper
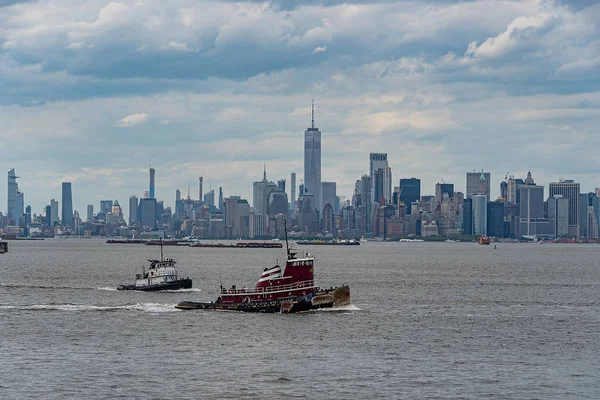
[304,100,321,212]
[149,167,155,199]
[252,166,269,215]
[100,200,113,214]
[290,172,296,213]
[50,199,59,227]
[61,182,73,227]
[486,202,505,237]
[87,205,94,222]
[549,180,580,238]
[218,187,223,210]
[463,198,473,235]
[472,194,487,235]
[129,195,138,225]
[199,177,203,202]
[399,178,421,214]
[435,183,454,206]
[466,170,491,201]
[369,153,388,204]
[519,181,548,236]
[321,182,337,215]
[548,195,569,237]
[7,168,24,224]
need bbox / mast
[160,238,163,261]
[284,219,290,259]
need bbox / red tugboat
[175,223,350,313]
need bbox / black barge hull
[118,278,192,291]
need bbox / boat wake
[0,303,179,313]
[309,304,361,313]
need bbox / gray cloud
[1,0,600,216]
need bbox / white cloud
[115,112,148,127]
[2,41,17,49]
[312,45,327,54]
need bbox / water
[1,239,599,399]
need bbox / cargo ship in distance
[296,239,360,246]
[176,223,350,313]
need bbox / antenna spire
[263,162,267,181]
[311,99,315,129]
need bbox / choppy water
[1,239,599,399]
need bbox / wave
[1,284,92,290]
[0,303,179,313]
[314,304,361,312]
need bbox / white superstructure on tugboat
[118,242,192,291]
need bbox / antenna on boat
[284,219,292,260]
[159,238,163,262]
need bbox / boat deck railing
[223,280,315,295]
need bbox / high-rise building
[249,214,268,238]
[519,183,548,236]
[277,179,286,193]
[487,201,505,237]
[199,177,203,202]
[149,167,155,199]
[549,180,580,238]
[290,173,296,208]
[129,195,138,225]
[360,175,372,232]
[252,166,269,215]
[100,200,113,214]
[7,168,24,224]
[87,205,93,222]
[45,205,52,228]
[304,100,321,212]
[321,182,337,215]
[435,183,454,206]
[61,182,73,227]
[369,153,388,204]
[466,170,491,201]
[399,178,421,214]
[205,189,215,207]
[580,193,595,238]
[548,195,569,237]
[139,198,157,229]
[218,187,224,210]
[50,199,59,226]
[472,194,487,235]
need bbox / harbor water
[1,239,599,399]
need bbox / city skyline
[1,0,599,217]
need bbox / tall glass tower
[62,182,73,226]
[304,100,321,212]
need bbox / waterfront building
[252,166,269,215]
[249,214,268,238]
[50,199,59,227]
[487,201,505,238]
[360,175,372,232]
[290,173,296,213]
[139,198,157,229]
[549,180,581,238]
[322,203,335,233]
[304,101,322,212]
[519,183,548,237]
[369,153,388,204]
[472,195,487,236]
[548,195,569,237]
[129,195,138,225]
[321,182,337,216]
[62,182,73,227]
[7,168,24,224]
[399,178,421,214]
[466,170,491,201]
[87,205,93,222]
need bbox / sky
[1,0,599,218]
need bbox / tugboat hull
[176,285,350,313]
[118,278,192,291]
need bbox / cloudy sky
[1,0,599,217]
